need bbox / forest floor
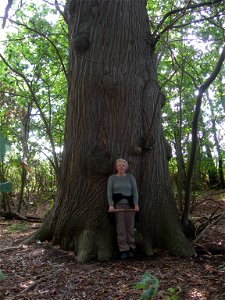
[0,190,225,300]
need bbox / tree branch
[7,18,68,81]
[55,0,67,23]
[2,0,13,29]
[192,212,225,244]
[0,53,60,174]
[182,41,225,226]
[153,0,224,38]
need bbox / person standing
[107,158,139,260]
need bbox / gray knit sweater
[107,173,139,206]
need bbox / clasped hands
[108,204,139,212]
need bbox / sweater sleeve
[130,174,139,204]
[107,175,114,206]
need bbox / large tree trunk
[33,0,194,261]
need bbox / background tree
[0,1,67,212]
[158,0,225,208]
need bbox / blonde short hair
[115,158,128,167]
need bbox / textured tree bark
[33,0,195,261]
[207,94,225,189]
[174,126,186,211]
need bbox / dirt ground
[0,191,225,300]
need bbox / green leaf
[141,288,156,300]
[0,132,10,162]
[152,277,159,292]
[0,270,6,281]
[135,272,151,290]
[167,287,176,293]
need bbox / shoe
[128,248,136,259]
[120,251,128,260]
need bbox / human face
[116,161,128,175]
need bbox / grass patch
[7,223,28,233]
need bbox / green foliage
[135,272,159,299]
[0,0,67,210]
[7,223,28,233]
[0,269,6,281]
[0,132,10,162]
[135,272,181,300]
[163,287,181,300]
[1,0,68,156]
[151,0,225,192]
[218,262,225,272]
